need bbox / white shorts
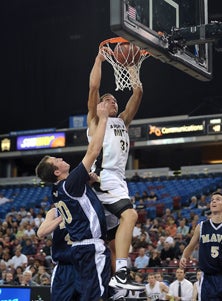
[96,170,129,205]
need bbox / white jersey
[88,117,130,205]
[88,117,129,180]
[145,281,166,301]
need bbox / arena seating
[128,173,222,220]
[0,184,52,219]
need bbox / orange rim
[99,37,129,48]
[99,37,150,57]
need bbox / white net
[99,38,150,91]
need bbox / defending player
[179,191,222,301]
[37,207,77,301]
[35,102,111,301]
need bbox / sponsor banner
[17,132,65,150]
[148,119,206,140]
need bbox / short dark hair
[35,155,58,183]
[100,93,116,102]
[211,191,222,197]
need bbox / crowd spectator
[20,270,39,286]
[147,190,158,201]
[5,207,18,219]
[23,223,36,237]
[188,196,198,209]
[15,225,25,240]
[14,265,24,284]
[0,194,11,205]
[32,265,50,285]
[165,217,177,238]
[148,249,161,267]
[141,190,149,201]
[132,232,150,250]
[1,251,12,268]
[39,272,51,286]
[9,245,28,270]
[174,242,186,259]
[156,235,166,253]
[21,238,37,255]
[34,213,45,229]
[176,218,190,238]
[197,194,208,212]
[134,247,150,269]
[135,198,146,210]
[17,207,27,218]
[162,208,175,224]
[132,221,142,242]
[3,270,18,285]
[160,240,176,264]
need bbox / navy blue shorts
[51,263,78,301]
[201,273,222,301]
[71,239,111,301]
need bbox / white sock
[116,258,127,271]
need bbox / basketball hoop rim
[99,37,150,57]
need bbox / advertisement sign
[16,132,65,150]
[0,287,31,301]
[148,119,206,140]
[0,286,50,301]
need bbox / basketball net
[99,37,150,91]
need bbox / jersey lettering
[201,233,222,243]
[55,200,73,224]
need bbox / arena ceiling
[1,0,222,135]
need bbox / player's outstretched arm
[37,208,63,239]
[83,101,108,173]
[179,223,200,269]
[87,52,106,131]
[119,65,143,127]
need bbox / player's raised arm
[119,65,143,127]
[87,51,106,131]
[83,101,109,172]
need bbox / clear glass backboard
[110,0,213,81]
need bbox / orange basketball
[113,42,141,66]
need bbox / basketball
[113,42,141,66]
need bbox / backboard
[110,0,213,81]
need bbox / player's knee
[121,208,138,222]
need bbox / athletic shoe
[109,267,145,290]
[111,288,127,300]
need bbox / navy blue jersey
[199,219,222,274]
[52,162,107,242]
[51,211,73,264]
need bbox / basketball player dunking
[87,49,144,291]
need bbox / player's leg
[115,207,138,262]
[105,200,144,290]
[200,274,222,301]
[72,241,111,301]
[51,264,79,301]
